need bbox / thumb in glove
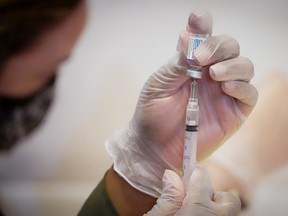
[145,166,241,216]
[144,169,184,216]
[176,166,241,216]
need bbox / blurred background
[0,0,287,215]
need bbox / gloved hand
[145,166,241,216]
[106,11,258,197]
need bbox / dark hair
[0,0,82,66]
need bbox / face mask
[0,77,55,150]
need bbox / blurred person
[202,72,288,215]
[0,0,258,215]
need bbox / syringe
[182,80,199,190]
[181,33,206,190]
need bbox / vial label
[187,34,207,61]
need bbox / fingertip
[187,165,213,197]
[187,10,213,35]
[189,165,211,186]
[162,170,184,195]
[176,30,189,53]
[209,63,229,81]
[145,170,184,216]
[163,169,180,182]
[213,191,241,214]
[190,165,209,179]
[209,67,217,80]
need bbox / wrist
[105,166,157,216]
[105,125,167,198]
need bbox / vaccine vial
[186,33,208,79]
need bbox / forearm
[105,166,157,216]
[201,71,288,207]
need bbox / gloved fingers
[222,81,258,116]
[161,170,185,201]
[176,30,189,55]
[194,34,240,66]
[186,10,213,35]
[144,170,184,216]
[145,11,213,98]
[212,191,241,216]
[185,165,213,201]
[174,166,241,216]
[210,57,254,82]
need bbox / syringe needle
[191,80,198,99]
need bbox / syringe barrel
[182,78,200,190]
[186,100,199,126]
[182,128,198,190]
